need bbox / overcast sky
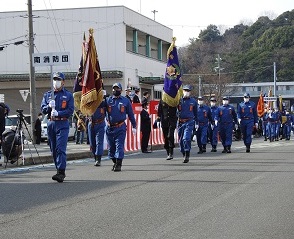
[1,0,294,46]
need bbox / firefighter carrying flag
[74,28,104,116]
[162,37,182,107]
[73,32,87,110]
[257,92,265,117]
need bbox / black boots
[202,144,206,153]
[166,148,173,160]
[222,146,231,153]
[197,146,203,154]
[94,155,101,166]
[246,145,250,153]
[52,169,66,183]
[112,158,122,172]
[183,151,190,163]
[211,145,217,152]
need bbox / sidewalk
[0,141,93,169]
[0,141,165,170]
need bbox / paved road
[1,138,294,239]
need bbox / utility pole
[198,75,202,96]
[28,0,36,143]
[214,54,224,100]
[151,10,158,21]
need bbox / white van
[5,114,32,140]
[41,115,76,141]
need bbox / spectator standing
[140,101,151,153]
[34,113,43,144]
[132,88,140,103]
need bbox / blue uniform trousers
[240,119,254,146]
[88,121,106,156]
[106,123,126,160]
[219,122,233,147]
[196,124,208,147]
[178,120,194,153]
[47,120,69,170]
[283,124,291,139]
[268,122,276,140]
[208,124,218,147]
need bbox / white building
[0,6,172,113]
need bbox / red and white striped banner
[103,100,178,152]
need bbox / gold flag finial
[89,28,94,35]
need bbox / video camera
[16,109,24,117]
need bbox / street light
[151,10,158,21]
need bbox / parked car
[41,115,76,141]
[5,114,32,140]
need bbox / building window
[257,86,261,91]
[242,87,246,92]
[154,91,162,99]
[286,85,290,90]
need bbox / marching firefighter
[105,83,136,171]
[215,96,238,153]
[208,97,218,152]
[196,96,212,154]
[157,99,178,160]
[41,72,74,183]
[88,92,107,166]
[177,85,197,163]
[237,93,258,153]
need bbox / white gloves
[157,122,161,128]
[49,100,55,108]
[238,118,241,124]
[132,128,137,135]
[235,124,238,130]
[214,120,218,127]
[211,124,214,130]
[255,123,258,128]
[195,124,199,131]
[51,109,58,117]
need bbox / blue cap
[112,83,122,90]
[183,85,192,91]
[53,72,65,80]
[243,93,250,98]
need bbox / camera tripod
[4,111,44,168]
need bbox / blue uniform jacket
[91,100,106,121]
[237,101,258,124]
[106,95,136,128]
[178,97,198,123]
[197,104,212,125]
[215,104,237,123]
[41,88,74,118]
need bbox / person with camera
[41,72,74,183]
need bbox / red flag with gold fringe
[257,93,265,117]
[80,28,104,116]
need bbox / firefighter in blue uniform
[237,93,258,153]
[215,96,238,153]
[208,97,218,152]
[262,108,269,141]
[41,72,74,182]
[282,110,293,140]
[177,85,197,163]
[106,83,136,172]
[274,108,282,140]
[267,108,277,142]
[88,91,107,167]
[196,96,212,154]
